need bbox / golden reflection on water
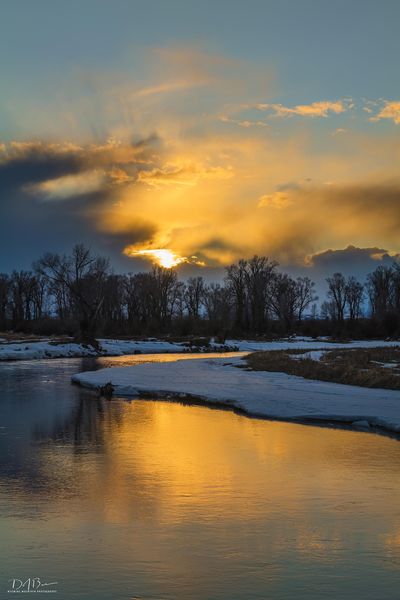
[1,392,400,599]
[96,350,247,368]
[15,400,400,527]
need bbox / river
[0,354,399,599]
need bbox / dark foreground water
[0,355,399,600]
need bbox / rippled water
[0,355,399,599]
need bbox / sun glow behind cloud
[124,248,197,268]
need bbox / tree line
[0,244,399,340]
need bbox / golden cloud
[238,99,352,118]
[268,100,350,118]
[370,100,400,125]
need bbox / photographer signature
[8,578,58,593]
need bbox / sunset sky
[1,0,399,284]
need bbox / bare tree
[31,272,49,320]
[320,299,336,321]
[245,256,277,331]
[366,266,393,319]
[225,256,277,332]
[151,266,180,327]
[10,270,35,325]
[124,272,154,330]
[269,273,298,330]
[184,277,205,320]
[0,274,9,330]
[225,260,247,330]
[326,272,347,322]
[203,283,232,340]
[391,262,400,315]
[345,276,364,321]
[35,244,109,340]
[101,274,126,331]
[295,276,317,322]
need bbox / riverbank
[1,335,398,361]
[72,354,400,435]
[246,346,400,390]
[0,337,236,361]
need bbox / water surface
[0,355,399,599]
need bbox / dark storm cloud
[0,145,85,191]
[0,137,158,193]
[308,245,398,273]
[287,245,400,299]
[0,139,160,271]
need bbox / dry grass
[246,347,400,390]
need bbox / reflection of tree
[34,394,109,449]
[0,392,127,500]
[65,395,127,449]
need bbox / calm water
[0,355,399,600]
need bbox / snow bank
[98,339,190,355]
[0,337,232,361]
[0,340,98,361]
[0,339,184,361]
[72,356,400,435]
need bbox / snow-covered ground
[72,356,400,434]
[0,340,96,360]
[0,335,399,362]
[0,338,233,361]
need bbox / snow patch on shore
[72,356,400,435]
[0,339,184,361]
[0,338,234,361]
[0,335,399,362]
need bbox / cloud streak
[239,99,352,118]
